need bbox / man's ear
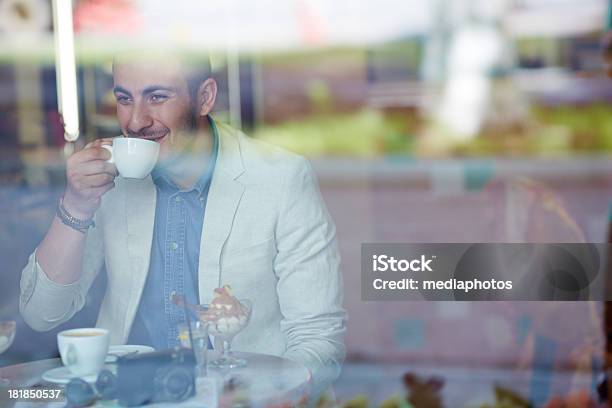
[197,78,217,116]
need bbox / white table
[0,352,311,407]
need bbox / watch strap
[57,199,95,233]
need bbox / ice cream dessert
[200,286,251,338]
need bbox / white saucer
[105,344,154,362]
[42,367,98,384]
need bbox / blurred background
[1,0,612,406]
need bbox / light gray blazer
[20,122,346,389]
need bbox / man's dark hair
[113,51,213,104]
[184,57,213,118]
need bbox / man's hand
[62,138,118,220]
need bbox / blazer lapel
[123,176,156,341]
[198,122,245,304]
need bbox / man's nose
[127,101,153,135]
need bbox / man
[19,53,346,393]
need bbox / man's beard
[155,109,206,176]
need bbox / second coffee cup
[57,328,110,377]
[103,138,160,179]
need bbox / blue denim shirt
[128,119,219,349]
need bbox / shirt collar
[152,116,219,195]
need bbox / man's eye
[115,95,131,105]
[150,94,169,103]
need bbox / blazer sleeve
[19,213,105,332]
[274,157,347,395]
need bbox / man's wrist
[57,198,95,233]
[61,195,94,220]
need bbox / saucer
[42,367,98,384]
[105,345,154,362]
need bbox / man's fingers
[78,160,117,176]
[75,146,111,163]
[83,173,115,188]
[83,137,114,150]
[105,162,119,177]
[98,137,115,146]
[89,181,115,197]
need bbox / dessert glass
[205,299,252,369]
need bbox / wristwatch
[57,198,95,233]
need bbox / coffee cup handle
[102,144,114,164]
[64,344,78,367]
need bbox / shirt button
[171,242,179,250]
[175,196,182,203]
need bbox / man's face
[113,61,196,161]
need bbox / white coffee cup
[57,328,110,377]
[102,137,160,179]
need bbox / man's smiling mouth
[138,132,168,142]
